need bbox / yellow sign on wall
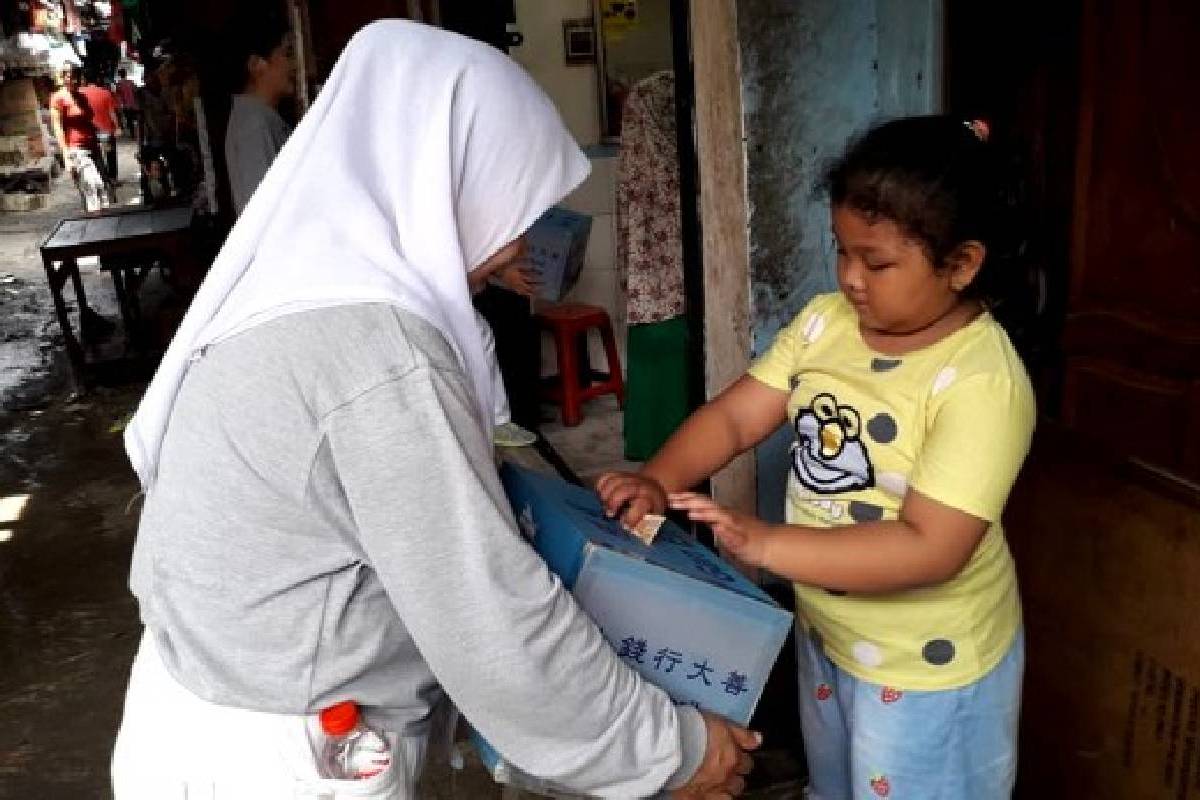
[601,0,640,42]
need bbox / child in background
[599,115,1035,799]
[469,237,541,447]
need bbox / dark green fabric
[623,315,691,461]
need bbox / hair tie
[965,119,991,143]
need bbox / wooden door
[950,2,1200,797]
[1006,427,1200,799]
[1063,0,1200,480]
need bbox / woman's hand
[668,493,772,569]
[497,263,540,298]
[595,471,667,527]
[671,712,760,799]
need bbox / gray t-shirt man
[225,93,291,214]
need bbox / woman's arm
[669,489,989,593]
[325,364,754,797]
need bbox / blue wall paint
[876,0,943,119]
[738,0,943,521]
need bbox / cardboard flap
[501,463,779,606]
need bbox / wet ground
[0,140,146,413]
[0,387,143,799]
[0,144,804,798]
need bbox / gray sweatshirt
[129,303,705,797]
[224,93,291,215]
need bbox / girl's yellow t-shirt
[749,293,1034,691]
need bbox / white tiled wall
[540,153,626,379]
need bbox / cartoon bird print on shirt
[791,392,874,494]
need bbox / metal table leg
[41,254,87,387]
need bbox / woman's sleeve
[322,364,706,797]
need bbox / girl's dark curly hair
[823,115,1037,349]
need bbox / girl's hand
[596,471,667,527]
[668,492,772,569]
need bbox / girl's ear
[946,240,986,293]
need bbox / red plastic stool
[536,302,625,427]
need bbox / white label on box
[573,551,784,724]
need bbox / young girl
[599,115,1035,799]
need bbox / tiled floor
[538,394,640,485]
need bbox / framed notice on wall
[563,18,596,65]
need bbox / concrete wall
[875,0,943,119]
[737,0,943,520]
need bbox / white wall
[510,0,602,147]
[510,2,627,378]
[554,153,624,374]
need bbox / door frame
[685,0,756,513]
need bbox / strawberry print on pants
[795,624,1024,798]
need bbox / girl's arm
[597,376,789,525]
[669,489,989,593]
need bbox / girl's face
[832,205,969,335]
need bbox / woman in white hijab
[111,20,757,800]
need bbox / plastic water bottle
[318,701,392,780]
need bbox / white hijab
[125,20,590,488]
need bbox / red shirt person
[79,74,121,182]
[50,66,112,210]
[79,80,120,136]
[50,67,97,151]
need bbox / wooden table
[40,206,196,385]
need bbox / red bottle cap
[319,701,359,736]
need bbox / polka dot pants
[798,628,1023,799]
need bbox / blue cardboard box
[524,207,592,302]
[472,463,793,794]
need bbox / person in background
[137,67,171,153]
[50,65,110,211]
[136,66,175,201]
[600,115,1035,799]
[471,248,543,448]
[111,21,758,799]
[115,68,140,141]
[80,69,121,184]
[48,66,116,338]
[616,70,691,461]
[224,13,294,215]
